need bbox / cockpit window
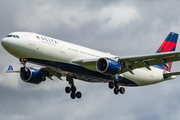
[5,35,20,38]
[6,35,13,37]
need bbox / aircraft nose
[1,37,14,50]
[1,38,5,46]
[1,37,18,55]
[1,38,8,48]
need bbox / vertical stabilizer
[154,32,178,72]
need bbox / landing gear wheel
[71,86,76,93]
[108,82,114,89]
[66,77,82,99]
[120,87,125,94]
[76,91,82,99]
[65,86,71,94]
[115,81,120,88]
[24,67,28,72]
[114,88,119,95]
[71,92,76,99]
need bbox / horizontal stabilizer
[163,71,180,78]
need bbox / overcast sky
[1,0,180,120]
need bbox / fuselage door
[59,41,64,53]
[26,34,35,46]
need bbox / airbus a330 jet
[1,32,180,99]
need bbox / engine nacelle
[20,67,46,84]
[96,58,121,75]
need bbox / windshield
[6,34,20,38]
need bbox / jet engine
[96,58,121,75]
[20,67,46,84]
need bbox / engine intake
[20,67,46,84]
[96,58,121,75]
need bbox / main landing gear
[65,76,82,99]
[108,81,125,95]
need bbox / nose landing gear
[20,58,28,71]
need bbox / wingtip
[6,65,20,73]
[7,65,13,71]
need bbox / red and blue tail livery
[156,32,178,53]
[155,32,178,72]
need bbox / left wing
[119,51,180,73]
[72,51,180,74]
[71,58,99,71]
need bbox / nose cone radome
[1,38,7,48]
[1,37,17,55]
[1,37,12,50]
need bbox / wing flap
[40,67,63,81]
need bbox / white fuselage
[1,32,175,86]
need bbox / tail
[154,32,178,72]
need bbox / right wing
[6,65,20,73]
[40,67,63,80]
[6,65,63,81]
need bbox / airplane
[1,32,180,99]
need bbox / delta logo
[36,35,58,44]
